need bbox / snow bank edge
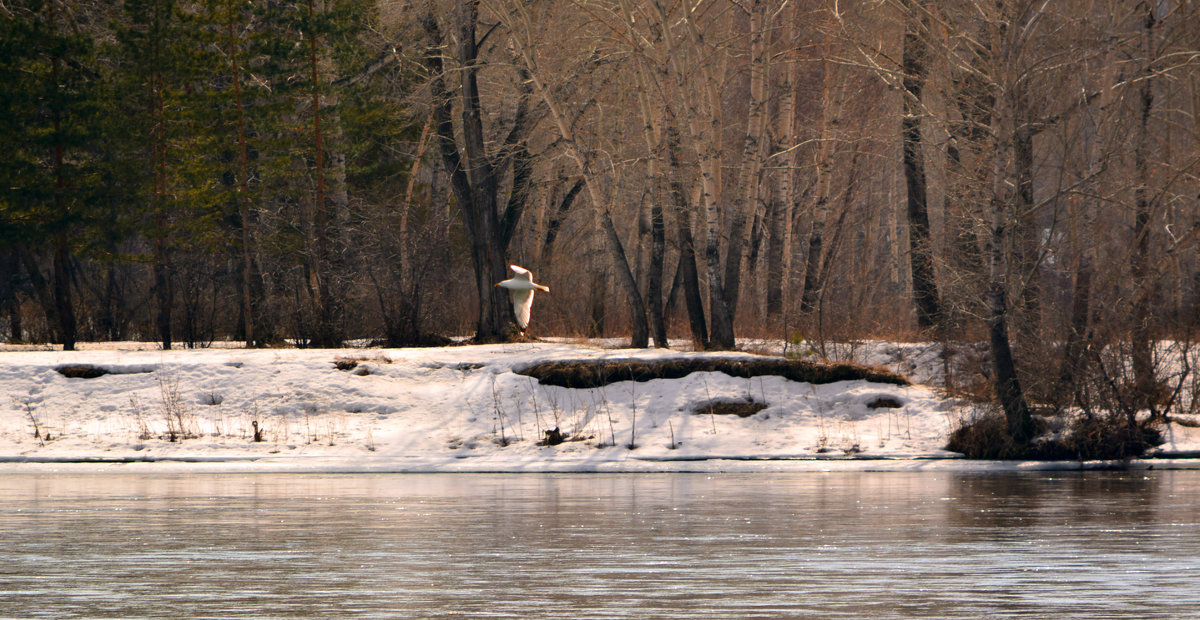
[3,455,1200,475]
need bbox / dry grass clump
[518,357,908,389]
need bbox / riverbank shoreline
[4,340,1198,473]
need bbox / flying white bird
[495,265,549,333]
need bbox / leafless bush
[13,398,45,446]
[947,406,1164,461]
[157,371,196,441]
[129,395,152,440]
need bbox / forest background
[2,0,1199,447]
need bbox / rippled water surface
[2,471,1199,618]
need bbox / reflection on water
[1,472,1198,619]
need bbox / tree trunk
[422,5,519,342]
[766,63,796,317]
[988,273,1034,441]
[2,250,23,343]
[799,37,839,319]
[48,0,76,351]
[1131,1,1158,416]
[764,188,786,317]
[1012,122,1041,330]
[587,233,608,338]
[148,0,171,351]
[767,2,798,321]
[901,0,942,330]
[152,238,172,349]
[674,35,734,349]
[745,200,764,314]
[987,195,1033,440]
[1057,262,1092,406]
[631,60,669,348]
[15,245,57,345]
[226,0,266,347]
[6,298,21,344]
[815,152,862,307]
[52,175,77,352]
[988,86,1034,442]
[647,199,668,347]
[625,40,669,348]
[665,124,709,349]
[305,0,338,347]
[596,199,650,346]
[799,204,824,315]
[466,190,515,342]
[700,213,736,348]
[671,194,709,350]
[722,0,769,323]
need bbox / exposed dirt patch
[867,396,904,409]
[693,398,768,418]
[517,357,909,389]
[56,364,109,379]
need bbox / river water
[1,471,1198,619]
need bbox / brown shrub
[945,410,1030,459]
[946,409,1164,461]
[1062,416,1164,461]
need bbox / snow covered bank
[2,340,1198,473]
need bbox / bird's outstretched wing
[509,264,532,282]
[510,289,535,330]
